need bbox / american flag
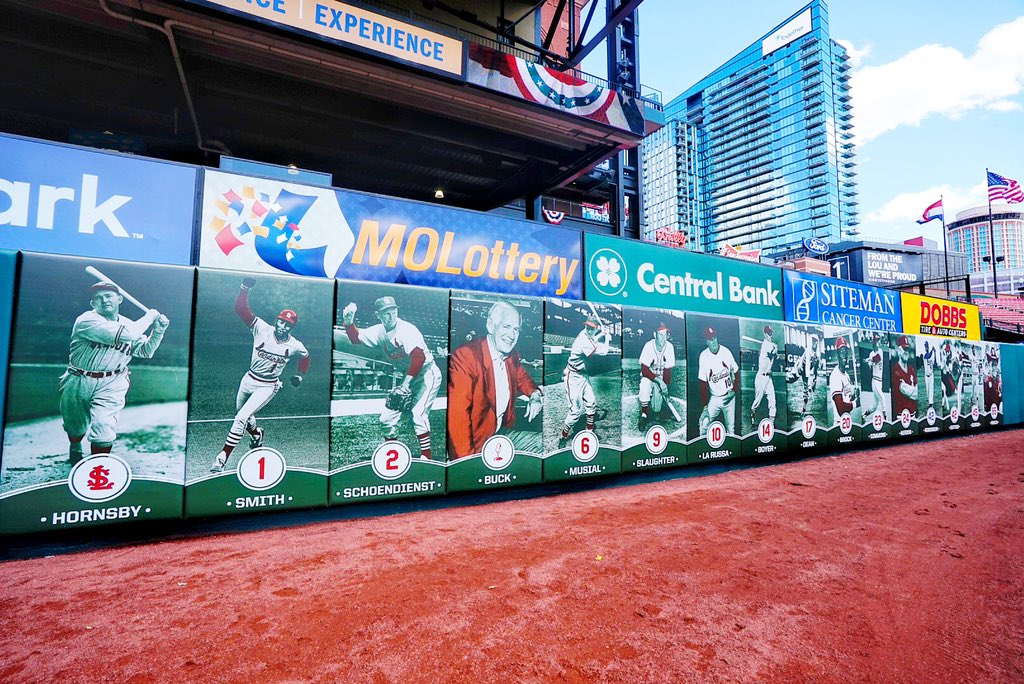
[988,171,1024,204]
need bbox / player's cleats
[638,414,648,431]
[249,427,264,449]
[68,443,84,465]
[210,451,228,473]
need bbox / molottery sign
[199,170,582,297]
[901,292,981,340]
[0,133,197,264]
[784,270,901,332]
[585,234,783,319]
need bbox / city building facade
[642,0,857,254]
[947,205,1024,273]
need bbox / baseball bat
[664,392,683,422]
[85,265,148,313]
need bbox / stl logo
[68,455,132,504]
[588,248,627,297]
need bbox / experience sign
[585,234,783,319]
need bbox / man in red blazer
[448,301,543,459]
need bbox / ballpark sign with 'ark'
[199,170,582,298]
[584,234,783,319]
[783,270,902,332]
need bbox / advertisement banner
[329,280,448,504]
[542,299,622,481]
[900,293,981,341]
[186,0,464,78]
[586,234,784,320]
[620,307,687,472]
[447,291,544,491]
[199,170,582,298]
[0,134,197,265]
[783,323,829,451]
[184,269,333,517]
[1,254,194,534]
[783,270,901,333]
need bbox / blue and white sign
[802,237,829,255]
[0,134,198,265]
[784,270,902,332]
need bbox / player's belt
[247,371,279,383]
[759,371,770,376]
[68,365,124,378]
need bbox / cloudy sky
[623,0,1024,245]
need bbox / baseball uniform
[638,338,675,413]
[60,308,166,451]
[698,345,739,434]
[891,360,917,418]
[560,327,611,438]
[922,345,936,407]
[867,348,885,419]
[346,318,441,455]
[790,341,820,413]
[750,337,777,422]
[828,365,856,427]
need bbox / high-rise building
[947,205,1024,273]
[642,0,857,254]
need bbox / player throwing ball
[211,278,309,472]
[558,316,611,448]
[698,326,739,436]
[340,296,440,459]
[61,281,169,464]
[637,323,675,430]
[829,336,859,426]
[749,324,778,427]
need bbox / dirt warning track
[2,430,1023,683]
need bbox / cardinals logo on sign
[203,172,355,278]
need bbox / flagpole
[986,168,999,297]
[941,194,950,297]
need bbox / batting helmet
[763,324,774,336]
[278,309,299,325]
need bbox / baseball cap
[763,324,774,336]
[835,336,849,350]
[656,322,670,332]
[278,309,299,324]
[374,296,398,313]
[704,326,717,340]
[896,335,911,349]
[90,281,120,296]
[585,316,600,329]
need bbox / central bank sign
[585,234,783,319]
[784,270,901,332]
[199,170,581,297]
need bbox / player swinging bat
[60,268,169,464]
[210,277,309,473]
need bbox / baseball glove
[385,386,413,411]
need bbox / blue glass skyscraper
[642,0,857,254]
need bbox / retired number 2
[386,449,400,471]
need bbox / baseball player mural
[542,298,621,477]
[185,269,332,517]
[738,319,789,455]
[684,314,741,461]
[861,333,890,423]
[890,334,919,435]
[210,277,310,473]
[329,280,448,503]
[921,339,938,411]
[620,307,685,468]
[983,343,1003,423]
[446,291,545,490]
[1,254,194,534]
[971,343,986,413]
[825,328,862,443]
[783,322,828,449]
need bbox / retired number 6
[580,437,590,455]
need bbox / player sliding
[211,277,309,473]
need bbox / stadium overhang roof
[1,0,655,210]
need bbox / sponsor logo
[1,174,132,237]
[588,248,626,297]
[637,265,780,306]
[803,237,829,255]
[208,183,353,278]
[795,280,817,322]
[68,455,131,503]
